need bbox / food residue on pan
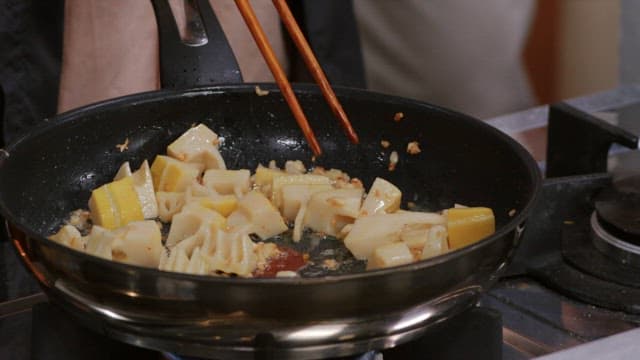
[508,209,516,217]
[48,124,496,278]
[393,112,404,122]
[406,141,421,155]
[255,86,270,96]
[388,150,399,171]
[323,259,339,270]
[116,138,130,152]
[381,140,391,149]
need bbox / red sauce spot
[254,247,307,278]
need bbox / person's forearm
[58,0,159,113]
[58,0,287,113]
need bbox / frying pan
[0,1,540,359]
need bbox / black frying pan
[0,1,540,358]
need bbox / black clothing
[287,0,366,88]
[0,0,65,144]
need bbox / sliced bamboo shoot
[344,212,445,260]
[227,190,288,239]
[203,169,251,196]
[303,188,363,237]
[359,177,401,217]
[369,242,413,269]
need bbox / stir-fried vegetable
[49,124,495,277]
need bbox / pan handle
[150,0,243,89]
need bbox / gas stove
[1,85,640,359]
[483,84,640,359]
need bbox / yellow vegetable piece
[89,185,117,229]
[447,207,495,250]
[150,155,202,192]
[88,177,144,229]
[255,166,285,187]
[198,195,238,217]
[150,155,169,190]
[109,177,144,226]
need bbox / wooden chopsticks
[234,0,359,156]
[272,0,359,145]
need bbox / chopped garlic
[255,85,270,96]
[389,151,399,171]
[407,141,421,155]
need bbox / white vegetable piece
[200,148,227,170]
[284,160,306,174]
[171,225,207,258]
[48,225,86,251]
[292,202,307,242]
[359,177,401,217]
[166,203,226,247]
[84,222,163,267]
[276,271,298,277]
[163,229,257,276]
[280,184,333,221]
[368,242,414,269]
[85,226,117,260]
[153,156,204,192]
[344,212,445,260]
[400,224,431,249]
[185,247,209,275]
[421,225,449,260]
[156,191,185,222]
[322,168,350,182]
[227,190,288,239]
[303,188,364,237]
[113,160,159,219]
[223,232,257,276]
[186,180,218,199]
[271,174,332,209]
[113,162,133,180]
[160,246,210,275]
[203,169,251,197]
[202,231,258,276]
[167,124,226,169]
[110,220,163,268]
[160,247,189,273]
[131,160,158,219]
[254,165,285,198]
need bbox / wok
[0,1,540,359]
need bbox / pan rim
[1,83,542,286]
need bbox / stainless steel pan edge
[1,84,540,358]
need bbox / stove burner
[592,212,640,268]
[594,180,640,245]
[519,174,640,314]
[591,176,640,266]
